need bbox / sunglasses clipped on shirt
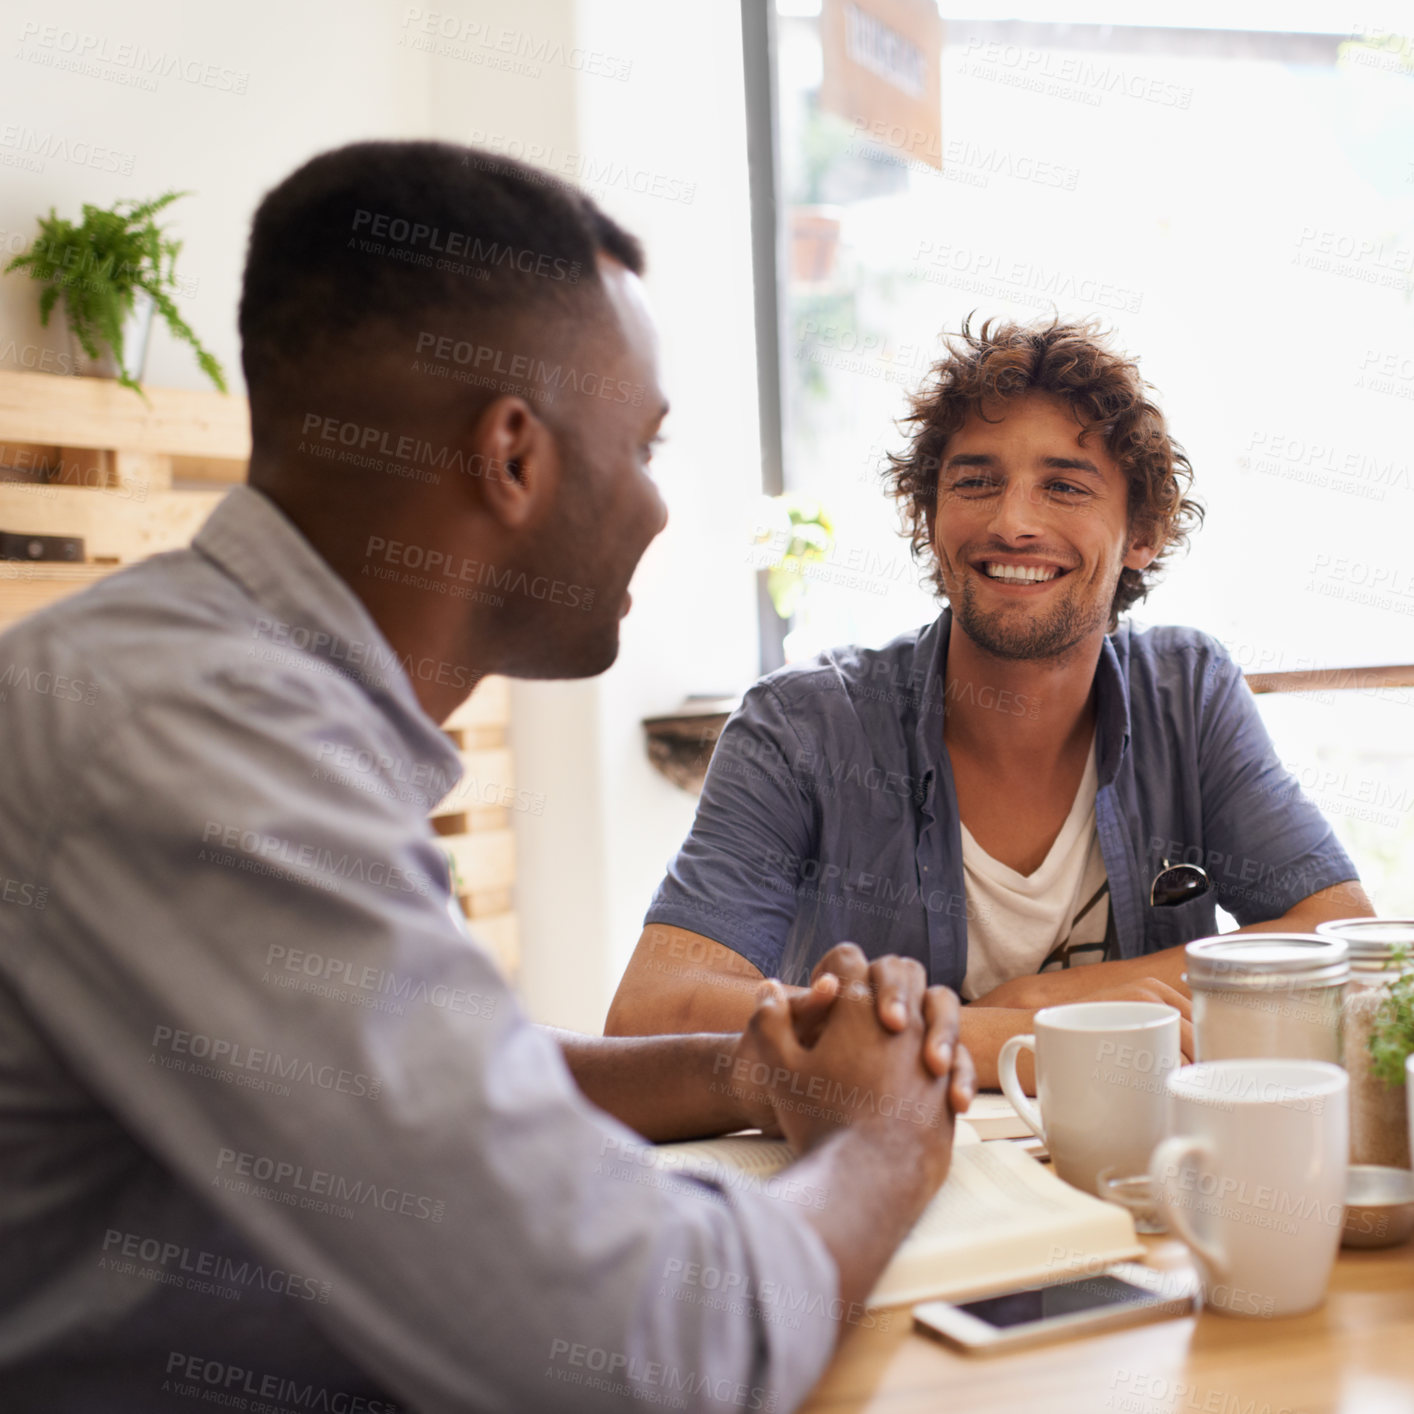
[1149,859,1212,909]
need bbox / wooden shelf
[445,676,511,731]
[0,562,118,634]
[0,370,244,626]
[0,367,250,463]
[0,484,226,561]
[0,369,520,981]
[440,829,516,896]
[466,912,519,979]
[437,680,519,981]
[643,697,739,794]
[1247,665,1414,695]
[0,367,247,509]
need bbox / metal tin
[1186,934,1349,1063]
[1315,917,1414,969]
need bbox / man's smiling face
[931,391,1156,663]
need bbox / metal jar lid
[1315,917,1414,966]
[1185,934,1349,992]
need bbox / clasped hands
[723,943,976,1160]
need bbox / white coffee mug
[998,1001,1181,1196]
[1151,1059,1348,1318]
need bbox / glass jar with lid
[1186,934,1348,1065]
[1316,918,1414,1169]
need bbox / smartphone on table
[913,1265,1197,1356]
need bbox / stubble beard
[488,522,625,683]
[951,571,1111,663]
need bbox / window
[765,4,1414,909]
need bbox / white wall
[0,0,433,385]
[510,0,765,1032]
[0,0,765,1034]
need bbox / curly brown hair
[885,316,1203,625]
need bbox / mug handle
[1150,1136,1229,1278]
[998,1034,1045,1142]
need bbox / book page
[960,1090,1033,1140]
[900,1141,1090,1241]
[650,1119,979,1183]
[650,1128,1139,1309]
[652,1135,794,1176]
[871,1142,1140,1307]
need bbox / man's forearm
[1043,944,1189,998]
[788,1121,952,1316]
[958,1006,1037,1091]
[605,926,768,1037]
[973,945,1191,1013]
[550,1029,750,1142]
[1234,878,1374,935]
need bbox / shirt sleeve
[1195,642,1360,925]
[11,665,839,1414]
[644,681,819,977]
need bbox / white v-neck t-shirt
[959,738,1113,1001]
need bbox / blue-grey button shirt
[645,610,1358,990]
[0,486,836,1413]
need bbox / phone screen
[956,1274,1157,1330]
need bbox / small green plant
[3,191,226,394]
[1369,944,1414,1087]
[445,848,466,899]
[755,492,835,621]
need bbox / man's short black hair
[238,140,644,413]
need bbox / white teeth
[982,562,1061,583]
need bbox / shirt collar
[1094,623,1132,787]
[910,609,953,815]
[910,605,1133,800]
[192,485,459,771]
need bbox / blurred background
[2,0,1410,1032]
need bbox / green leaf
[445,848,466,896]
[767,564,808,620]
[0,190,224,394]
[1368,961,1414,1088]
[756,491,837,621]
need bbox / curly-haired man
[608,317,1373,1086]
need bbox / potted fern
[4,191,226,394]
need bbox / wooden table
[802,1235,1414,1413]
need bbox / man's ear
[1123,529,1159,572]
[471,396,558,530]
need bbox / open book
[958,1090,1034,1141]
[651,1124,1140,1308]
